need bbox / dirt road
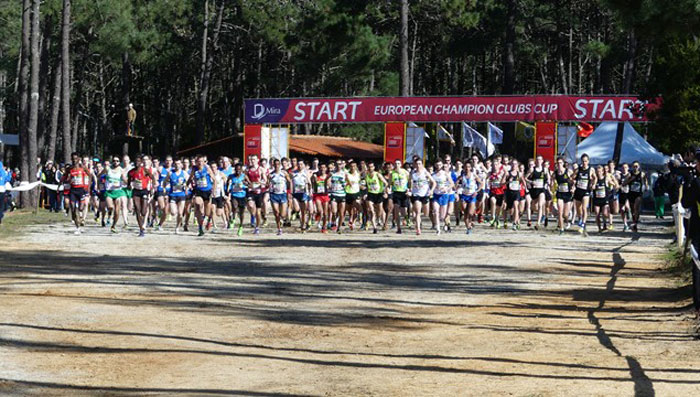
[0,216,698,396]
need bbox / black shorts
[476,190,484,202]
[212,196,225,208]
[573,189,589,202]
[195,189,211,201]
[593,197,609,208]
[246,192,263,208]
[619,192,629,206]
[69,187,88,203]
[505,190,520,209]
[392,191,410,208]
[331,194,346,203]
[232,196,246,208]
[556,192,573,203]
[491,193,504,207]
[544,190,552,201]
[368,193,384,204]
[97,192,106,202]
[529,188,545,200]
[169,196,186,204]
[132,189,150,199]
[412,195,429,205]
[345,192,360,204]
[154,190,167,199]
[627,192,642,204]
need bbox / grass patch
[0,209,65,238]
[661,244,693,285]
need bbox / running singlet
[169,171,187,197]
[194,168,212,192]
[555,170,570,193]
[269,171,288,195]
[391,170,409,192]
[489,171,505,195]
[314,174,328,194]
[365,173,383,194]
[576,167,591,191]
[345,172,361,194]
[228,174,246,198]
[292,172,309,194]
[128,168,151,191]
[620,173,630,193]
[330,172,346,196]
[157,166,169,193]
[247,167,263,194]
[433,171,449,194]
[460,174,478,195]
[105,168,123,191]
[594,179,608,199]
[411,171,430,196]
[507,171,520,191]
[213,172,225,198]
[69,167,90,189]
[629,172,642,193]
[97,173,106,193]
[531,168,545,189]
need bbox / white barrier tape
[2,181,60,192]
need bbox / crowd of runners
[57,150,653,237]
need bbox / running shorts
[345,192,360,204]
[313,194,330,203]
[132,189,150,199]
[433,194,449,206]
[460,194,478,204]
[270,193,288,204]
[367,193,384,204]
[293,192,311,202]
[573,189,590,201]
[627,192,642,204]
[412,195,429,205]
[505,190,520,209]
[618,192,629,206]
[212,196,225,208]
[231,196,246,208]
[194,189,211,201]
[392,191,410,208]
[448,193,456,203]
[330,194,345,204]
[556,192,573,203]
[593,197,609,208]
[491,193,504,207]
[105,189,127,200]
[246,192,263,208]
[530,188,545,200]
[544,190,552,201]
[169,196,186,204]
[69,187,88,203]
[97,192,106,202]
[154,190,166,199]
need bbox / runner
[312,163,331,233]
[344,161,363,231]
[431,159,454,234]
[167,158,188,234]
[457,161,484,234]
[625,161,647,232]
[410,159,436,236]
[618,163,632,231]
[208,161,228,232]
[127,155,156,237]
[364,162,389,234]
[505,159,524,230]
[103,156,127,233]
[525,155,550,230]
[488,156,506,228]
[390,159,411,234]
[329,161,347,233]
[553,157,573,234]
[226,162,247,236]
[65,153,93,234]
[244,154,267,235]
[291,160,312,232]
[573,153,595,235]
[592,165,618,233]
[269,158,291,235]
[187,155,216,236]
[607,160,621,230]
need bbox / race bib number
[196,177,208,189]
[558,184,569,193]
[595,187,607,198]
[508,181,520,191]
[532,180,544,189]
[131,180,143,190]
[173,183,184,193]
[630,182,641,192]
[316,184,326,194]
[576,179,589,190]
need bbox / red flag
[577,122,594,138]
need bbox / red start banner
[384,122,406,163]
[535,122,557,170]
[243,124,262,159]
[245,95,652,124]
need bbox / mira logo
[252,103,282,120]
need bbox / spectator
[653,170,668,219]
[0,153,9,224]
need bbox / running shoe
[397,229,402,234]
[495,220,501,229]
[321,228,328,234]
[253,227,260,235]
[436,228,441,235]
[277,229,282,236]
[534,223,539,231]
[206,221,212,231]
[565,222,572,230]
[544,217,549,228]
[503,222,508,229]
[466,228,472,235]
[156,226,163,232]
[110,226,117,234]
[262,220,269,227]
[373,228,378,234]
[416,229,421,236]
[623,224,629,232]
[559,229,564,235]
[183,225,189,232]
[512,224,517,231]
[489,220,496,228]
[198,227,204,237]
[237,226,243,236]
[478,214,484,223]
[527,220,532,228]
[175,227,180,235]
[106,219,111,226]
[74,229,81,235]
[138,230,146,237]
[331,225,337,232]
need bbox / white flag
[488,122,503,144]
[462,122,476,147]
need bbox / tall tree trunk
[195,0,224,145]
[25,0,41,207]
[121,52,130,155]
[47,60,61,162]
[60,0,71,163]
[621,28,637,94]
[37,17,52,159]
[0,49,5,137]
[501,0,516,153]
[19,0,31,207]
[399,0,409,96]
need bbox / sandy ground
[0,214,698,396]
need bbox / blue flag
[488,122,503,144]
